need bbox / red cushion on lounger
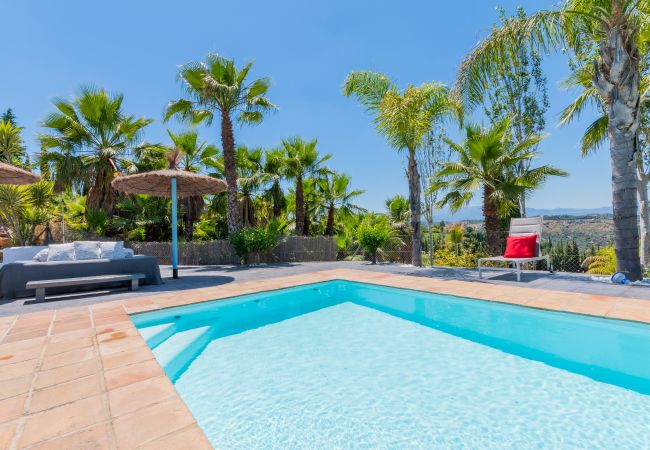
[503,234,538,258]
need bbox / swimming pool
[132,280,650,448]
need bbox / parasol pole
[61,193,66,243]
[171,177,179,279]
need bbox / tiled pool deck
[1,268,650,449]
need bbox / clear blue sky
[3,0,610,212]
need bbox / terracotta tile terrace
[1,268,650,449]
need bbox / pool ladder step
[152,326,213,380]
[138,323,177,349]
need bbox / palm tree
[343,71,459,266]
[447,224,465,256]
[39,86,152,216]
[208,146,268,228]
[263,148,286,219]
[168,130,219,241]
[38,145,87,194]
[0,120,26,165]
[282,137,331,235]
[318,173,365,236]
[455,0,649,279]
[431,119,568,254]
[234,147,266,228]
[560,66,650,266]
[301,177,319,236]
[113,194,171,242]
[385,194,411,234]
[0,181,56,246]
[24,181,56,244]
[164,53,276,234]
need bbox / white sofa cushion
[99,241,125,259]
[47,243,76,262]
[2,246,48,264]
[74,241,101,260]
[32,248,49,262]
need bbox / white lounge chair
[478,216,552,282]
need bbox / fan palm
[113,194,171,242]
[455,0,650,279]
[39,86,152,215]
[560,65,650,266]
[208,146,269,227]
[234,147,267,228]
[263,148,286,219]
[343,71,460,266]
[0,181,56,245]
[0,185,29,245]
[164,53,276,233]
[385,194,411,234]
[0,120,26,165]
[282,137,332,235]
[431,119,568,254]
[318,173,365,236]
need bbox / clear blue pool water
[132,280,650,448]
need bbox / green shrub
[582,245,616,275]
[427,246,482,268]
[229,227,279,263]
[356,220,393,264]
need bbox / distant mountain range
[431,206,613,222]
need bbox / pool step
[153,326,213,381]
[138,323,177,349]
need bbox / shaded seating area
[0,242,162,301]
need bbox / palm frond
[456,9,569,108]
[581,114,608,156]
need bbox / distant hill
[432,206,612,221]
[458,215,614,249]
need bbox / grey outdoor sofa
[0,249,162,300]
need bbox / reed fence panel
[126,236,337,265]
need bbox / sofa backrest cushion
[2,246,48,264]
[47,243,76,262]
[33,248,49,262]
[100,241,125,259]
[74,241,101,260]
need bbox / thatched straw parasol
[0,162,40,185]
[110,169,226,199]
[112,150,227,278]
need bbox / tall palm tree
[560,65,650,267]
[164,53,276,234]
[39,86,152,215]
[431,119,568,254]
[455,0,650,279]
[318,173,365,236]
[282,137,331,235]
[0,120,26,165]
[343,72,459,266]
[560,65,650,266]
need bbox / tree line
[1,1,648,278]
